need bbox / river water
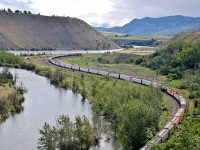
[9,49,123,55]
[0,69,113,150]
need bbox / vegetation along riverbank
[0,51,27,120]
[23,52,173,149]
[81,42,200,149]
[49,42,200,149]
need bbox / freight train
[48,54,186,150]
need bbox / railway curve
[48,54,186,150]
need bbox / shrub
[167,73,178,80]
[14,64,19,68]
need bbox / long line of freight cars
[48,54,186,150]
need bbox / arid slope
[171,32,200,43]
[0,12,119,50]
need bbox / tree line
[0,8,39,15]
[133,42,200,149]
[0,51,35,70]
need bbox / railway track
[48,54,186,150]
[163,93,180,116]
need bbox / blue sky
[0,0,199,27]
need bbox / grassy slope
[170,32,200,43]
[54,53,166,82]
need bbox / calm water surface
[0,69,113,150]
[9,49,123,55]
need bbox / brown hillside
[171,32,200,43]
[0,12,119,50]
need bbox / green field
[108,35,173,41]
[54,53,166,83]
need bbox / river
[0,68,113,150]
[8,49,123,55]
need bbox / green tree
[117,102,156,150]
[56,115,76,150]
[37,123,57,150]
[7,8,13,13]
[38,115,96,150]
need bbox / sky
[0,0,200,27]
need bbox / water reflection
[0,69,92,150]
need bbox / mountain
[0,12,119,50]
[95,15,200,36]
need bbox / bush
[179,82,188,89]
[189,91,198,99]
[135,57,144,65]
[35,68,41,74]
[14,64,19,68]
[20,63,27,69]
[26,64,36,70]
[159,66,170,75]
[167,73,178,80]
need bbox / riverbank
[0,68,26,121]
[0,51,27,121]
[24,53,172,149]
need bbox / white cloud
[0,0,200,27]
[30,0,114,26]
[16,0,30,3]
[0,3,4,8]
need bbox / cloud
[0,0,35,12]
[104,0,200,26]
[30,0,114,22]
[0,0,200,27]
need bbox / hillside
[95,15,200,36]
[0,12,119,50]
[170,32,200,43]
[139,42,200,150]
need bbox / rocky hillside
[0,12,119,50]
[95,15,200,36]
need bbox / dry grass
[171,32,200,43]
[0,12,118,50]
[0,83,15,99]
[117,47,157,55]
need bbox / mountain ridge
[95,15,200,36]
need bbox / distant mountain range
[0,12,119,50]
[94,15,200,36]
